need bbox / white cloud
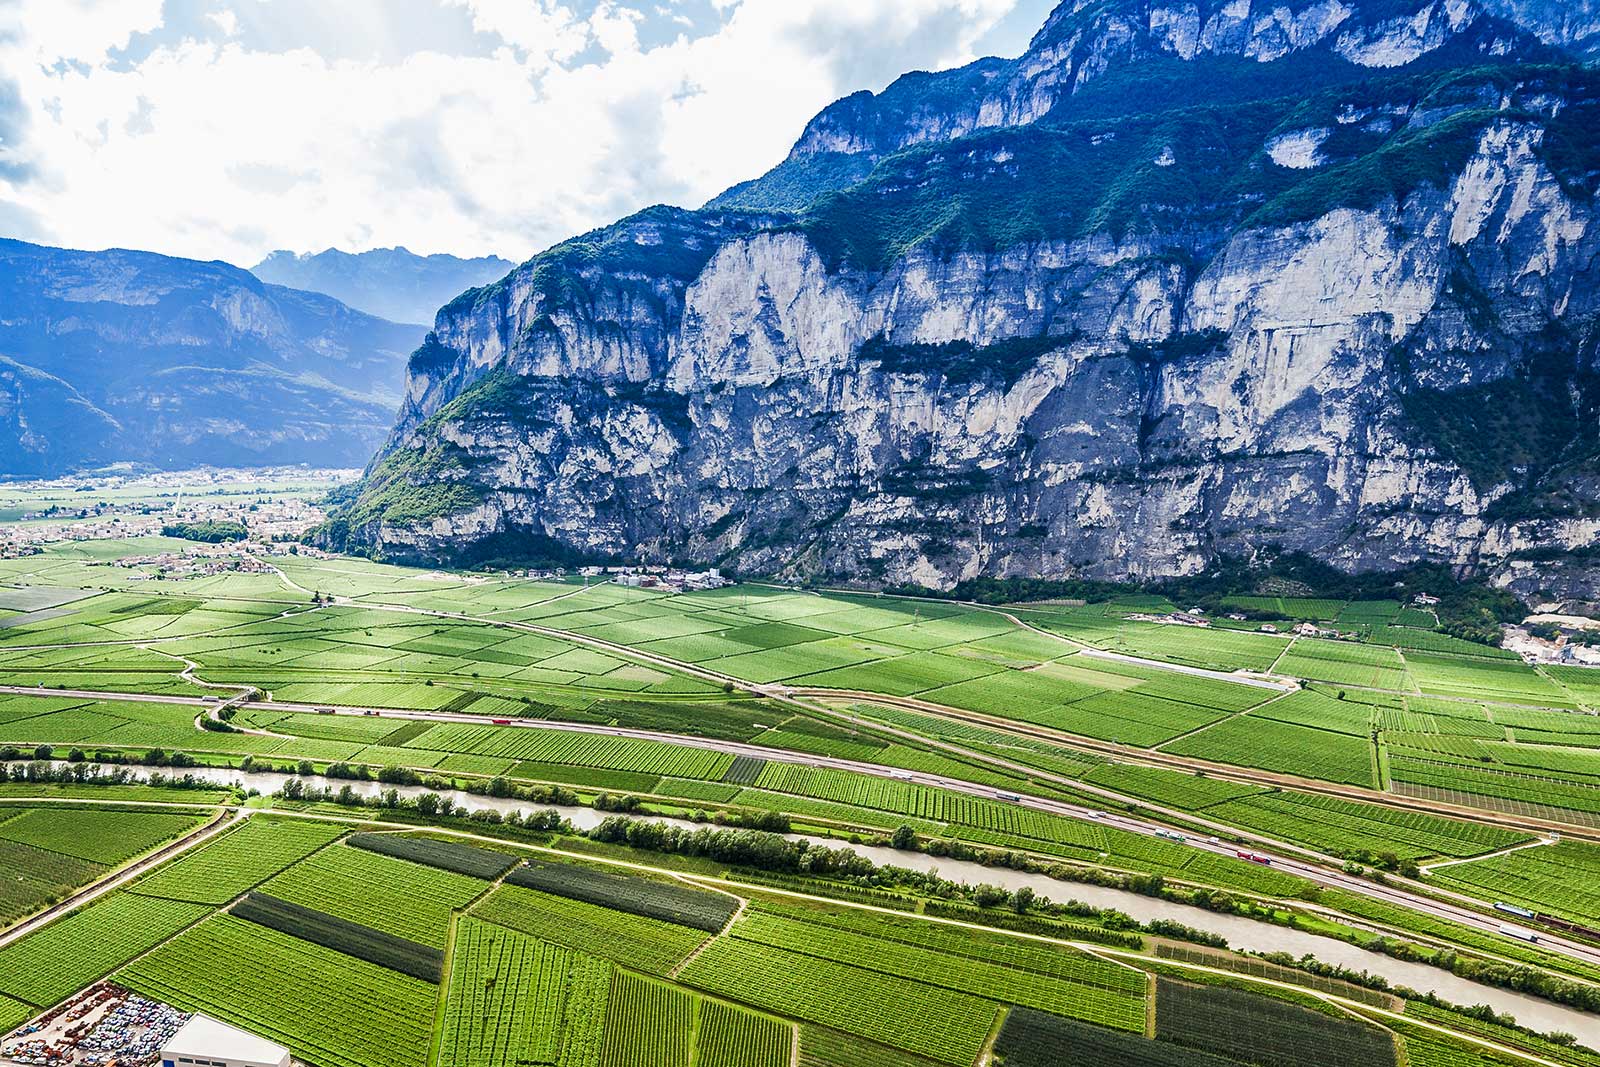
[0,0,165,65]
[440,0,589,65]
[207,10,241,38]
[0,0,1025,265]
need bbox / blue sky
[0,0,1056,265]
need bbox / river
[25,763,1600,1039]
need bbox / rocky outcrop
[334,1,1600,596]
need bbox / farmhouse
[161,1014,290,1067]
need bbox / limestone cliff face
[336,0,1600,596]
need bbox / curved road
[6,580,1600,977]
[5,681,1597,972]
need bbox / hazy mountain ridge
[327,0,1600,602]
[0,238,418,473]
[251,247,516,326]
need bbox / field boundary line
[1266,637,1297,677]
[213,807,1600,1054]
[1419,837,1555,875]
[668,885,745,982]
[0,805,240,952]
[977,1005,1006,1066]
[427,908,460,1067]
[1149,688,1296,752]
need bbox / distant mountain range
[0,238,420,475]
[251,247,515,326]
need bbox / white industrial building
[160,1014,290,1067]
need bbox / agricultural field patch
[1248,690,1374,736]
[506,860,737,932]
[130,817,345,904]
[1081,763,1268,809]
[408,723,734,780]
[437,918,611,1067]
[119,913,435,1067]
[1154,978,1397,1067]
[472,884,707,976]
[794,651,1005,696]
[1207,791,1530,862]
[1431,839,1600,926]
[597,971,695,1067]
[995,1006,1241,1067]
[1405,653,1574,708]
[0,837,104,927]
[1274,648,1411,691]
[232,891,445,981]
[1390,754,1600,818]
[697,1000,792,1067]
[0,891,210,1006]
[1163,715,1377,787]
[1087,622,1290,673]
[347,832,518,879]
[679,936,996,1066]
[261,843,488,947]
[0,806,203,864]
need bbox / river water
[31,763,1600,1039]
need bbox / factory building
[160,1014,290,1067]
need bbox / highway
[5,681,1599,972]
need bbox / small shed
[161,1014,291,1067]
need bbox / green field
[437,917,612,1067]
[1162,714,1378,787]
[0,805,209,927]
[120,914,436,1067]
[0,891,210,1006]
[130,817,346,904]
[472,883,709,976]
[259,843,489,947]
[1431,840,1600,927]
[0,533,1595,1067]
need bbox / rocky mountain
[0,239,418,474]
[326,0,1600,602]
[251,247,515,326]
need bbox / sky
[0,0,1056,267]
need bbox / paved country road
[4,578,1598,977]
[5,681,1598,973]
[0,806,241,952]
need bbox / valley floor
[0,533,1598,1064]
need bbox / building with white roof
[161,1014,290,1067]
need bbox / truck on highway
[997,793,1022,802]
[1235,850,1272,865]
[1156,830,1186,843]
[1498,924,1540,944]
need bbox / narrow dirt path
[0,805,241,951]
